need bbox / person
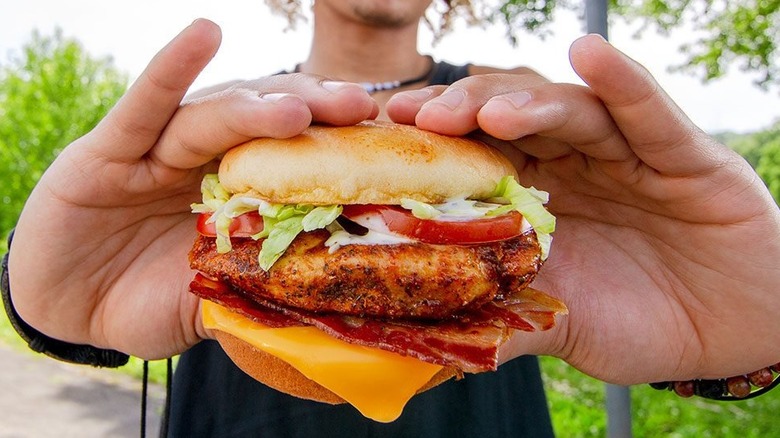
[3,0,779,436]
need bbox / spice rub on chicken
[189,228,543,320]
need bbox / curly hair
[264,0,485,42]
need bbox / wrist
[1,229,129,367]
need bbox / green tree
[722,122,780,168]
[612,0,780,90]
[718,120,780,204]
[757,140,780,204]
[495,0,780,89]
[266,1,780,88]
[0,29,127,250]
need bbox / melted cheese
[201,300,443,422]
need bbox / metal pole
[585,0,609,39]
[583,3,632,436]
[606,384,632,437]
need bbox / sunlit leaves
[606,0,779,89]
[476,0,779,90]
[0,29,127,247]
[720,121,780,205]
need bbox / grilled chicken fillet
[189,228,543,320]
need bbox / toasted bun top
[218,120,518,205]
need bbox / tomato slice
[196,211,264,237]
[341,204,525,245]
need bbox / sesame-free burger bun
[217,120,518,205]
[213,330,459,405]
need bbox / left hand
[7,20,379,360]
[385,35,780,385]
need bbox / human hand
[386,34,780,384]
[8,19,377,360]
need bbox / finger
[477,83,633,163]
[412,74,550,136]
[302,78,379,124]
[245,74,377,126]
[569,34,721,175]
[150,76,377,169]
[93,19,222,162]
[385,86,447,124]
[151,92,312,170]
[475,132,573,166]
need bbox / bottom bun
[214,330,459,405]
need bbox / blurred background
[1,1,778,436]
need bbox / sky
[1,0,778,134]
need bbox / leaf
[0,28,128,244]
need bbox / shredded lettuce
[258,205,343,270]
[191,174,343,271]
[192,173,556,271]
[258,215,304,270]
[400,198,441,219]
[190,174,230,213]
[489,177,555,228]
[489,176,555,259]
[303,206,344,231]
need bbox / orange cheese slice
[201,300,443,422]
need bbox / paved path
[0,343,165,438]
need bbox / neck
[299,3,430,86]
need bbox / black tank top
[166,61,555,438]
[428,60,471,86]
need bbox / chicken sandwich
[188,121,566,422]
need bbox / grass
[539,356,780,437]
[3,304,779,435]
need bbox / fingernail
[432,89,465,110]
[260,93,290,102]
[397,88,434,102]
[190,17,215,28]
[500,91,532,109]
[321,81,352,93]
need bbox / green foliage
[716,131,765,168]
[125,355,178,386]
[0,29,127,249]
[487,1,780,90]
[757,141,780,204]
[688,1,778,87]
[719,120,780,204]
[495,0,561,44]
[608,0,780,89]
[720,128,776,169]
[540,356,607,436]
[540,356,780,437]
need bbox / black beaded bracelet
[1,229,129,368]
[649,364,780,400]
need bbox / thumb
[93,19,222,162]
[569,34,720,176]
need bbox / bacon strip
[190,273,566,373]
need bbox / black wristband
[1,229,129,367]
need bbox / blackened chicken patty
[189,229,542,320]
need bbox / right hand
[385,35,780,384]
[8,19,377,360]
